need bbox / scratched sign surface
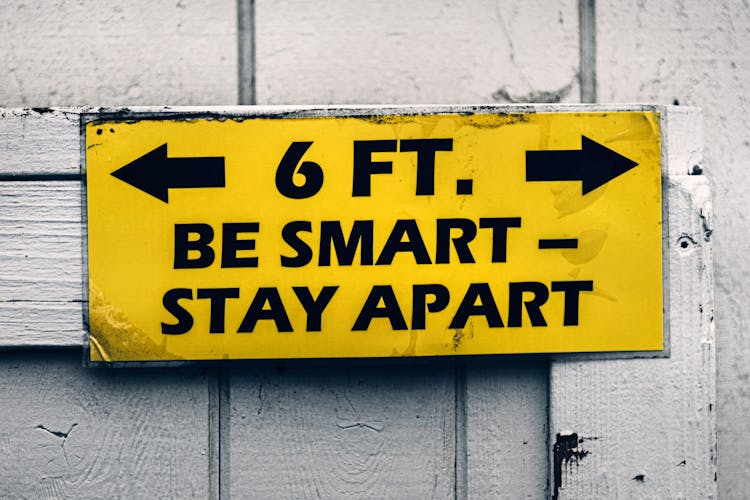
[84,110,663,362]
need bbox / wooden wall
[0,1,738,497]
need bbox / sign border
[79,104,670,367]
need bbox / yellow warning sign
[84,109,663,362]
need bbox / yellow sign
[84,109,663,362]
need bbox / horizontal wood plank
[0,109,81,175]
[0,181,83,345]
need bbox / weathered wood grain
[0,0,237,107]
[227,363,455,498]
[255,0,580,105]
[0,109,81,176]
[0,181,83,346]
[466,358,550,498]
[596,2,748,495]
[550,170,716,497]
[0,350,210,498]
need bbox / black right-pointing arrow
[526,135,638,195]
[111,143,225,203]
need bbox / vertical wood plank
[549,110,716,498]
[453,1,579,496]
[0,1,237,106]
[255,0,580,105]
[466,359,550,498]
[596,2,747,495]
[0,350,210,497]
[227,364,455,498]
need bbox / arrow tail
[168,157,226,189]
[526,150,582,182]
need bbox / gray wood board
[0,1,237,107]
[596,1,748,495]
[254,0,580,105]
[0,350,211,498]
[227,363,456,498]
[549,176,716,498]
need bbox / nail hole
[677,235,697,251]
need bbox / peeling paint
[89,284,182,362]
[351,111,530,128]
[552,432,590,500]
[35,423,77,467]
[391,330,418,356]
[452,329,463,350]
[698,210,713,241]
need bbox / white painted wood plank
[549,173,716,498]
[466,359,549,498]
[0,181,83,346]
[597,2,749,495]
[0,303,82,347]
[0,109,81,175]
[255,0,580,105]
[0,0,237,107]
[227,364,455,498]
[0,181,82,302]
[0,350,210,497]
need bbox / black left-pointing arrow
[110,143,225,203]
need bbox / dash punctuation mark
[539,239,578,250]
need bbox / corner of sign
[88,283,184,363]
